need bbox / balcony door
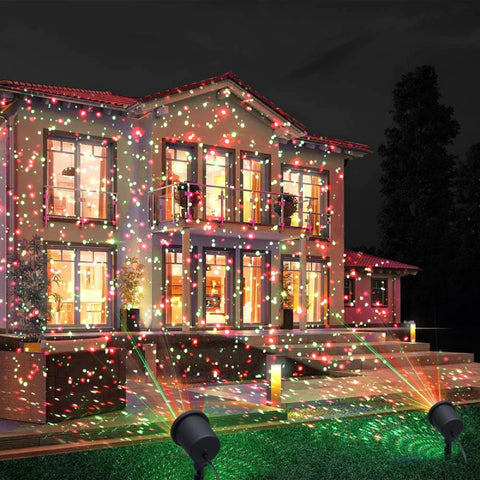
[204,148,233,221]
[241,153,269,224]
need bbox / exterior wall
[5,96,154,331]
[0,118,8,329]
[279,142,345,326]
[3,83,361,333]
[344,272,401,326]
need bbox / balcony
[44,186,117,225]
[148,182,330,238]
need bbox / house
[0,72,412,336]
[344,250,418,326]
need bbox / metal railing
[148,182,331,238]
[44,185,117,224]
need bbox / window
[344,277,355,306]
[282,167,329,236]
[203,250,233,326]
[282,258,329,324]
[164,248,183,327]
[47,246,113,327]
[241,153,269,224]
[204,147,233,221]
[165,143,195,183]
[45,133,115,221]
[371,278,388,307]
[242,252,269,326]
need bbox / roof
[0,74,372,153]
[301,134,372,154]
[345,250,419,273]
[0,80,137,108]
[140,71,309,133]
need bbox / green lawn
[1,405,479,480]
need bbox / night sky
[2,1,479,247]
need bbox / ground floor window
[282,257,329,324]
[164,248,183,327]
[203,250,233,326]
[242,252,269,326]
[371,278,388,307]
[162,247,270,328]
[48,246,112,327]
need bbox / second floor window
[45,134,115,221]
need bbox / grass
[0,405,479,480]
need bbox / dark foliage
[378,65,460,325]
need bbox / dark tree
[378,65,460,324]
[454,143,480,281]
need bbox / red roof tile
[345,250,419,272]
[0,80,137,108]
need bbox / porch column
[299,235,307,331]
[181,227,191,332]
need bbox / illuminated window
[371,278,388,307]
[165,143,195,183]
[48,246,112,327]
[282,167,329,236]
[204,147,233,220]
[344,277,355,306]
[241,153,269,224]
[282,258,329,324]
[242,252,269,325]
[45,133,115,221]
[164,248,183,327]
[204,251,232,326]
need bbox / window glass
[46,135,112,220]
[371,278,388,307]
[48,247,111,327]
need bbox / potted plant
[116,256,145,331]
[8,235,60,349]
[175,182,202,218]
[273,193,298,226]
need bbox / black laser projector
[428,401,466,461]
[170,410,221,480]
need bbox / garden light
[170,410,221,479]
[428,401,466,461]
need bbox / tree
[378,65,460,323]
[454,143,480,281]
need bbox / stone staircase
[239,329,474,377]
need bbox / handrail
[148,181,330,237]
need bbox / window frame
[46,243,114,329]
[371,277,388,307]
[344,277,356,307]
[240,151,271,224]
[43,130,117,224]
[280,165,330,237]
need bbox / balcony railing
[148,182,331,238]
[44,185,117,224]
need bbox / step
[298,350,474,373]
[240,330,389,348]
[271,341,431,358]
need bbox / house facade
[0,73,394,336]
